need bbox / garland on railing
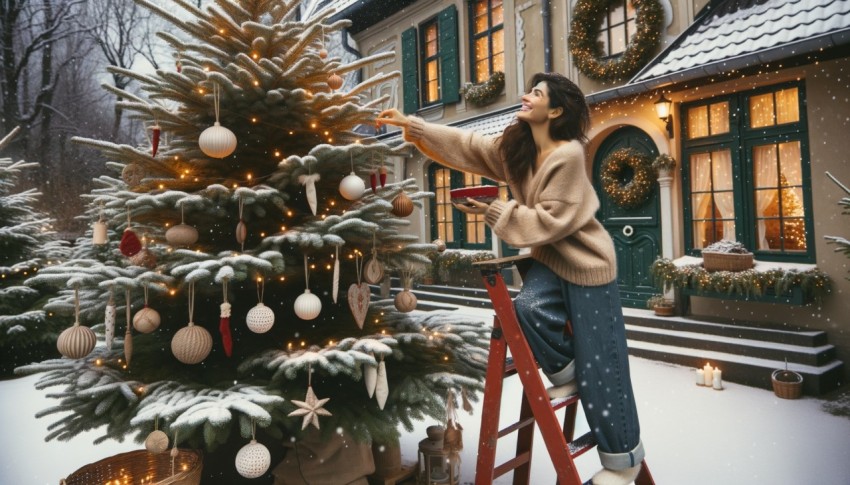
[650,258,831,303]
[600,148,656,209]
[460,71,505,107]
[568,0,664,83]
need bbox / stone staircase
[381,279,844,396]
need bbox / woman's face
[518,81,557,124]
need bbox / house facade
[324,0,850,392]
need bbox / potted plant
[646,294,675,316]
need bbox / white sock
[591,464,641,485]
[546,380,577,399]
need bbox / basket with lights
[60,449,202,485]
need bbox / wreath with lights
[460,71,505,106]
[600,148,656,209]
[568,0,664,83]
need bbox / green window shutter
[438,5,460,104]
[401,27,419,114]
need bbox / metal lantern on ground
[417,426,458,485]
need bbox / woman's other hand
[376,109,411,129]
[452,197,489,215]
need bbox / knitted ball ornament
[171,323,213,364]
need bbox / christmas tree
[0,130,71,375]
[20,1,488,482]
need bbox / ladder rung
[492,450,531,479]
[497,416,535,438]
[551,394,580,411]
[568,431,597,458]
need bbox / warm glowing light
[198,88,205,94]
[260,232,266,237]
[286,210,293,217]
[251,117,257,123]
[325,264,331,270]
[252,53,259,59]
[279,276,285,281]
[96,359,102,365]
[281,225,286,231]
[323,131,329,136]
[247,173,253,180]
[219,28,225,34]
[310,123,317,129]
[169,289,176,296]
[330,200,335,206]
[253,80,259,86]
[300,341,306,347]
[274,151,280,157]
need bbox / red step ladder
[473,255,654,485]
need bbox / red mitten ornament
[220,301,232,357]
[151,125,161,157]
[120,229,142,257]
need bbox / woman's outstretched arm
[376,109,507,182]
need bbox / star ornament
[288,385,332,430]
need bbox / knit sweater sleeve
[484,148,599,248]
[403,116,507,182]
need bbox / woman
[376,72,644,485]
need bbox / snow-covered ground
[2,305,849,484]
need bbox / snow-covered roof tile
[633,0,850,83]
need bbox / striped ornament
[171,322,213,364]
[57,323,96,359]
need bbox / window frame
[419,16,442,107]
[427,162,494,250]
[681,81,815,263]
[468,0,505,84]
[598,0,637,59]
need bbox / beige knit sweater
[404,116,617,286]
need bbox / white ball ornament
[171,322,213,364]
[145,429,169,454]
[57,323,97,359]
[199,121,237,158]
[294,290,322,320]
[235,439,271,479]
[339,172,365,200]
[246,302,275,333]
[133,306,161,334]
[165,223,198,247]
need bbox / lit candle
[696,369,704,386]
[712,368,723,390]
[703,363,714,386]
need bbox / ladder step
[498,416,535,438]
[492,451,531,479]
[568,431,597,458]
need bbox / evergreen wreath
[600,148,656,209]
[460,71,505,106]
[568,0,664,83]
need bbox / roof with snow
[327,0,418,34]
[588,0,850,103]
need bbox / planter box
[702,251,753,272]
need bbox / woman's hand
[375,109,411,129]
[452,198,489,215]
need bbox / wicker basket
[771,369,803,399]
[61,449,203,485]
[702,251,753,272]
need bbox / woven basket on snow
[60,449,202,485]
[702,251,753,272]
[771,369,803,400]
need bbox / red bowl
[450,185,499,204]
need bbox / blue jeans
[513,261,644,470]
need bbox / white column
[658,169,674,260]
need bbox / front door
[593,127,661,308]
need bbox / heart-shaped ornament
[347,282,370,329]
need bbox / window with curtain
[469,0,504,83]
[428,163,496,249]
[682,83,812,261]
[598,1,637,57]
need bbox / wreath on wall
[568,0,664,83]
[600,148,656,209]
[460,71,505,107]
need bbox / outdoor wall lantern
[654,93,674,138]
[417,426,459,485]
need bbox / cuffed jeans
[513,261,644,470]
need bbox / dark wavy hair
[498,73,590,184]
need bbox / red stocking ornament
[220,279,233,357]
[151,124,161,157]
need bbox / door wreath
[568,0,664,82]
[600,148,656,209]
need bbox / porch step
[623,309,844,396]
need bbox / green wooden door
[593,127,661,308]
